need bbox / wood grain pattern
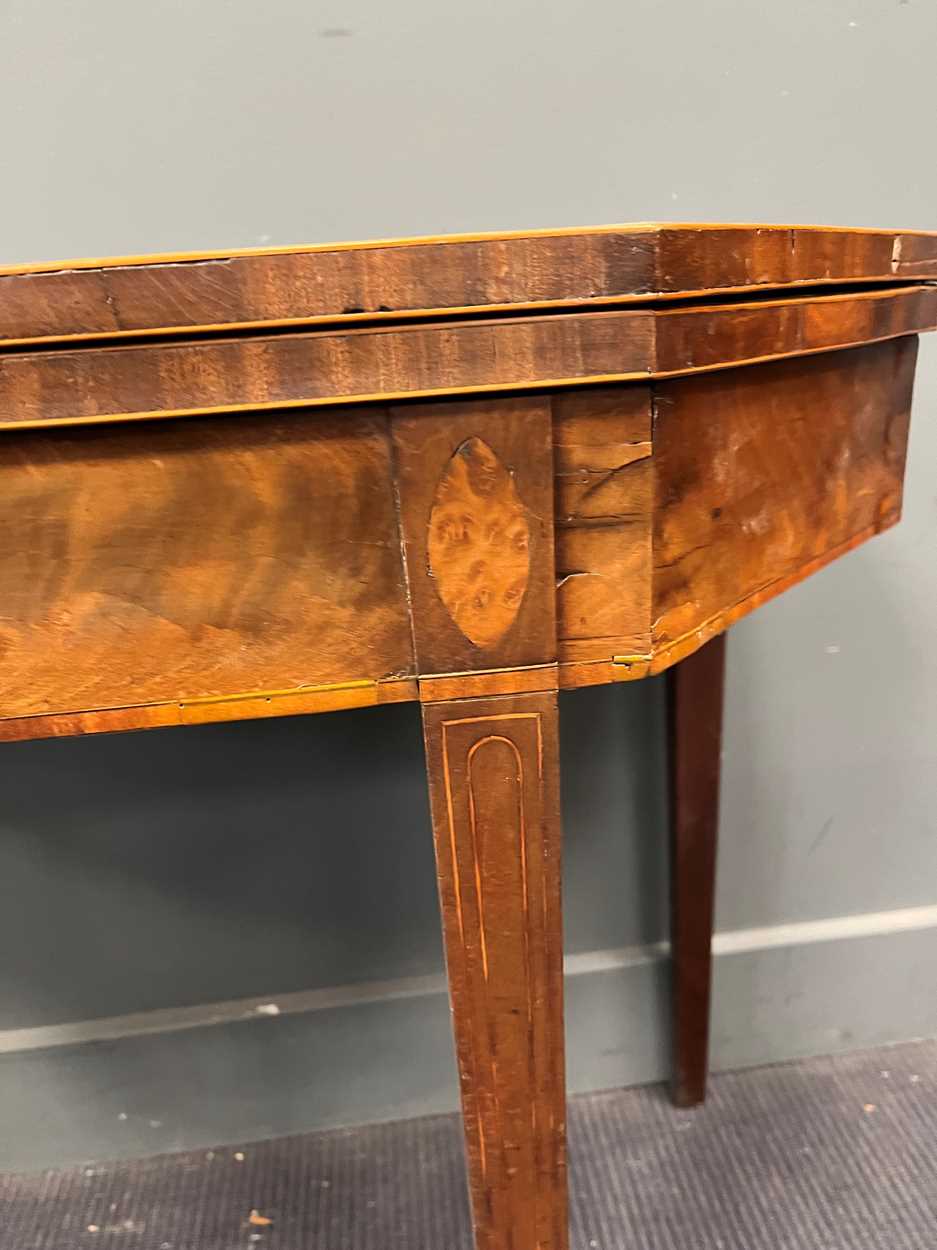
[427,438,531,648]
[893,232,937,277]
[648,526,887,676]
[668,633,725,1109]
[422,692,567,1250]
[557,656,650,689]
[652,338,918,658]
[0,230,656,344]
[2,286,935,431]
[553,385,653,663]
[654,226,928,292]
[0,337,924,737]
[0,338,924,736]
[0,678,417,743]
[0,407,413,719]
[654,285,937,374]
[0,309,653,428]
[418,665,558,703]
[392,396,556,675]
[2,223,936,346]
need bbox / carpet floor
[3,1037,936,1249]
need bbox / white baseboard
[4,902,937,1057]
[3,907,937,1171]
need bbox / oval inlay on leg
[427,437,531,648]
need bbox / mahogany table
[2,223,936,1249]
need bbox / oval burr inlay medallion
[427,437,531,648]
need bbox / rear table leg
[667,632,726,1108]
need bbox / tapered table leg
[667,631,726,1108]
[422,690,568,1250]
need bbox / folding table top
[2,222,936,348]
[0,222,934,742]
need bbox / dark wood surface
[667,633,726,1108]
[3,222,937,346]
[2,285,935,431]
[652,337,917,667]
[421,691,567,1250]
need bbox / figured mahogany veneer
[0,334,917,737]
[0,285,934,431]
[1,223,934,1250]
[3,222,937,346]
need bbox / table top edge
[3,221,937,279]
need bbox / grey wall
[1,0,936,1172]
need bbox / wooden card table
[2,223,936,1248]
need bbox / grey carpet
[3,1037,937,1250]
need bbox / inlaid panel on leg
[422,691,567,1250]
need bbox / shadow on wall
[0,678,670,1170]
[0,679,669,1034]
[0,704,440,1030]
